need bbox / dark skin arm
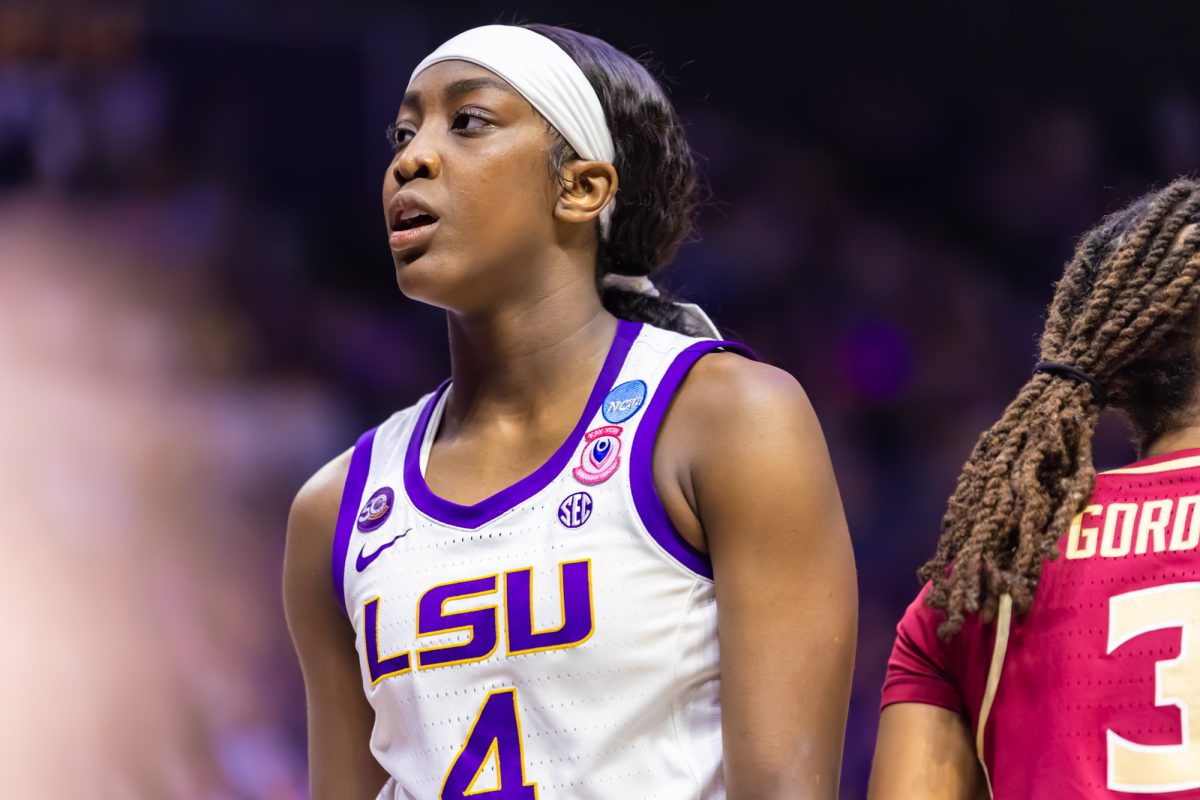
[656,354,858,799]
[283,450,390,800]
[869,703,986,800]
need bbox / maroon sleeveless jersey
[883,448,1200,798]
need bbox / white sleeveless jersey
[332,320,754,800]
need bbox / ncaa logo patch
[357,487,394,532]
[573,425,622,485]
[557,491,593,528]
[602,379,647,424]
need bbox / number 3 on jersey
[1107,582,1200,793]
[441,689,538,799]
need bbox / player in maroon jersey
[870,179,1200,799]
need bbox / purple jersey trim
[402,319,642,529]
[629,339,758,579]
[332,426,378,616]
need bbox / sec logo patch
[558,492,593,528]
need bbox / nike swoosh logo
[355,530,409,573]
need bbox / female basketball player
[869,179,1200,798]
[283,24,856,800]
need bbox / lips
[387,193,441,253]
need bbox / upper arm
[662,354,857,799]
[283,449,390,800]
[869,703,985,800]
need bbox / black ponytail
[524,24,708,335]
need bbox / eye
[385,122,414,151]
[451,108,493,133]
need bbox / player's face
[382,60,561,312]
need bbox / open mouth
[389,205,440,255]
[392,207,439,232]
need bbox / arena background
[4,2,1199,797]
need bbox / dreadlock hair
[921,178,1200,638]
[522,24,708,335]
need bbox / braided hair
[523,24,708,335]
[921,178,1200,637]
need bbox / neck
[1143,425,1200,458]
[444,281,618,427]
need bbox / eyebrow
[400,76,517,111]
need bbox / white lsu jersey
[332,320,755,800]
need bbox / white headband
[409,25,616,235]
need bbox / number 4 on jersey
[441,689,538,799]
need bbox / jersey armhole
[627,339,758,580]
[331,426,378,616]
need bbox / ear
[554,159,619,228]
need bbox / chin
[392,251,465,311]
[393,258,441,305]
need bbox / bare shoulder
[655,349,838,538]
[671,351,821,445]
[662,349,842,534]
[289,447,355,538]
[284,447,355,619]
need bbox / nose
[392,127,441,184]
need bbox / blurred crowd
[3,3,1198,798]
